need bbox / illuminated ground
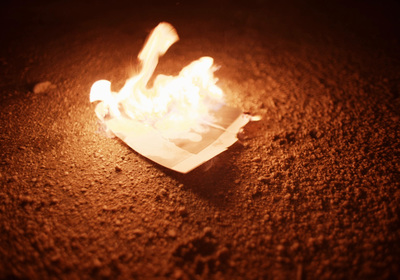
[1,0,399,279]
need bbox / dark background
[1,1,399,279]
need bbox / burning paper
[90,22,251,173]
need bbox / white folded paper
[106,105,250,173]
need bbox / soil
[1,0,399,279]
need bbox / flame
[90,22,224,141]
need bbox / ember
[90,22,251,173]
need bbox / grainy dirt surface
[1,0,400,279]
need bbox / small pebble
[33,81,54,93]
[178,206,187,217]
[252,156,261,162]
[203,227,212,235]
[167,229,177,238]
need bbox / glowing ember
[90,22,251,173]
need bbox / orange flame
[90,22,224,140]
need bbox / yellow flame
[90,22,224,140]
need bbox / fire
[90,22,251,173]
[90,22,224,141]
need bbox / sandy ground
[1,0,399,279]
